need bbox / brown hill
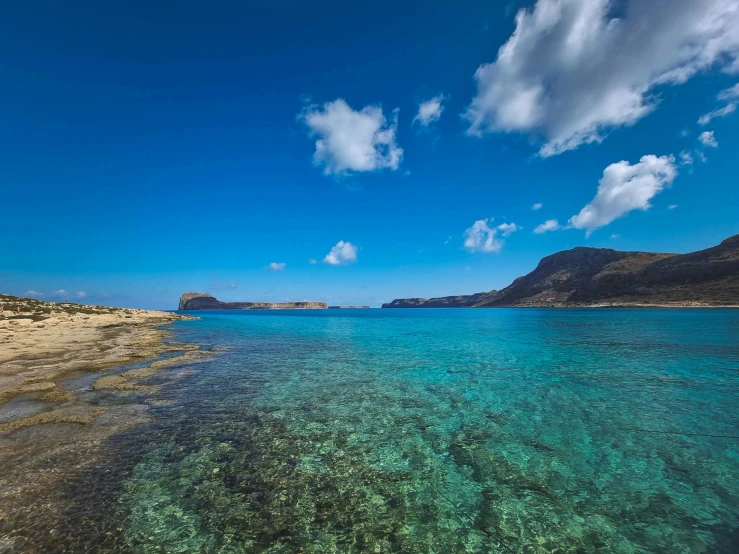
[478,235,739,307]
[382,291,498,308]
[382,235,739,308]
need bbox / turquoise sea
[3,308,739,553]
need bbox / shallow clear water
[4,308,739,552]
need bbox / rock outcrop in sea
[383,234,739,308]
[382,291,497,308]
[179,293,328,310]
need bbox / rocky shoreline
[0,295,198,422]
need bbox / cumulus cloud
[699,131,718,147]
[268,262,286,271]
[25,290,43,297]
[532,202,543,210]
[464,0,739,156]
[679,150,694,165]
[323,241,358,265]
[300,99,403,175]
[533,219,561,234]
[53,289,69,298]
[463,219,519,253]
[568,154,677,235]
[413,95,445,127]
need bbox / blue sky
[2,0,738,309]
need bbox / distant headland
[179,293,327,310]
[384,234,739,308]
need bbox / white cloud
[53,289,69,298]
[309,258,318,265]
[75,291,87,298]
[300,99,403,175]
[464,0,739,156]
[497,222,520,236]
[699,130,718,147]
[323,241,358,265]
[413,95,445,127]
[532,202,543,210]
[569,154,677,235]
[679,150,694,165]
[533,219,561,234]
[668,204,678,210]
[463,219,519,253]
[25,290,43,297]
[268,262,286,271]
[718,82,739,101]
[610,233,621,239]
[698,103,736,125]
[699,82,739,124]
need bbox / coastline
[0,298,198,414]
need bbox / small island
[179,293,328,310]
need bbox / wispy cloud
[533,219,561,234]
[698,82,739,125]
[268,262,286,271]
[413,95,445,127]
[75,291,87,298]
[208,281,237,291]
[698,103,736,125]
[532,203,543,211]
[25,290,43,298]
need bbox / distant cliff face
[382,291,497,308]
[179,293,328,310]
[479,234,739,307]
[382,235,739,308]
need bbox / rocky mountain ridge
[382,291,497,308]
[384,234,739,308]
